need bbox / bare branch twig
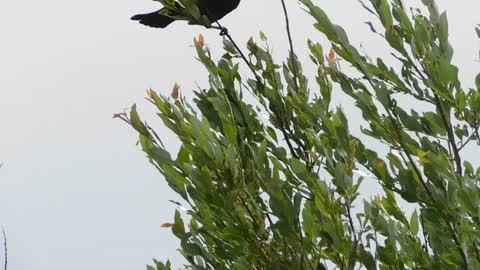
[2,227,7,270]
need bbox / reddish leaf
[328,48,336,61]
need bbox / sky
[0,0,478,269]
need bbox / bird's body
[131,0,241,28]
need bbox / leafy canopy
[123,0,480,269]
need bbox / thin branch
[280,0,299,92]
[346,203,357,243]
[2,227,7,270]
[346,201,359,270]
[211,23,301,159]
[262,43,302,160]
[271,107,300,159]
[405,52,470,264]
[214,22,263,84]
[458,123,480,151]
[420,214,429,253]
[237,195,273,263]
[389,108,434,202]
[406,52,463,175]
[446,221,469,268]
[333,41,434,202]
[392,105,468,267]
[433,95,462,176]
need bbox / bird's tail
[131,10,175,28]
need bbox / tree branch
[280,0,299,92]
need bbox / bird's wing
[131,9,175,28]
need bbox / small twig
[280,0,299,92]
[2,227,7,270]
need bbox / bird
[131,0,241,28]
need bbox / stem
[280,0,299,92]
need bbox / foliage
[123,0,480,268]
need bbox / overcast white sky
[0,0,478,269]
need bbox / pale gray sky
[0,0,478,269]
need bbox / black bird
[131,0,240,28]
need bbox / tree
[121,0,480,268]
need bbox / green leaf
[308,40,324,65]
[471,91,480,112]
[438,12,449,47]
[334,163,353,192]
[410,210,419,235]
[130,104,150,137]
[423,112,447,136]
[266,127,278,142]
[291,158,309,179]
[476,73,480,90]
[172,210,186,239]
[374,82,390,106]
[438,58,458,86]
[382,191,409,226]
[370,0,393,28]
